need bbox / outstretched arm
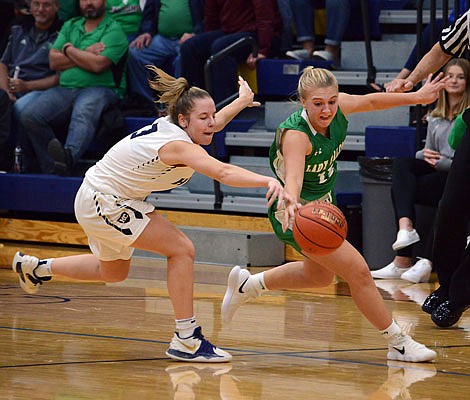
[214,76,261,132]
[386,43,452,93]
[339,73,448,115]
[159,141,286,207]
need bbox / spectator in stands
[277,0,293,55]
[221,67,447,363]
[180,0,283,105]
[127,0,204,102]
[58,0,80,22]
[285,0,316,61]
[19,0,128,176]
[0,0,61,172]
[387,9,470,328]
[106,0,142,40]
[12,68,289,363]
[287,0,355,67]
[383,0,467,92]
[372,58,470,283]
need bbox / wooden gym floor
[1,256,469,399]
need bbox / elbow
[90,63,106,74]
[92,59,113,74]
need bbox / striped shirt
[440,9,470,57]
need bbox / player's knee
[356,263,374,285]
[171,233,195,261]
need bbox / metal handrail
[203,36,258,210]
[361,0,377,89]
[204,36,258,109]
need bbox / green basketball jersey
[269,107,348,203]
[268,107,348,252]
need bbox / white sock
[380,320,402,340]
[175,316,197,339]
[248,272,268,295]
[35,259,53,277]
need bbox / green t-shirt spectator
[52,13,128,96]
[158,0,193,39]
[107,0,142,37]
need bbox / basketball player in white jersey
[12,68,291,363]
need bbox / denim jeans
[278,0,293,52]
[289,0,357,46]
[21,86,119,174]
[289,0,315,43]
[180,30,255,104]
[325,0,357,46]
[127,34,181,102]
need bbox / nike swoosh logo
[238,277,249,294]
[180,341,199,352]
[393,346,405,355]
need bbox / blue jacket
[0,15,62,81]
[139,0,204,36]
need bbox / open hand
[415,72,449,104]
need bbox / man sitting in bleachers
[0,0,62,172]
[19,0,128,176]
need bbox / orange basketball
[292,201,348,255]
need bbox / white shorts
[74,181,155,261]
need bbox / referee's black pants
[432,129,470,308]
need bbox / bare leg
[132,211,195,320]
[51,211,195,320]
[265,240,393,330]
[392,255,412,268]
[51,254,131,282]
[398,217,414,231]
[264,260,334,289]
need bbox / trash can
[359,157,396,269]
[359,157,437,270]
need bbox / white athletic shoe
[371,262,406,279]
[392,229,420,251]
[221,266,259,324]
[401,258,432,283]
[387,333,436,362]
[286,49,311,60]
[166,326,232,363]
[12,251,51,294]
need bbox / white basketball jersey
[84,117,195,200]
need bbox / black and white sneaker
[12,251,51,294]
[387,333,436,363]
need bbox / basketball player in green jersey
[222,67,448,363]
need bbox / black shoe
[431,300,469,328]
[421,290,447,314]
[48,138,73,176]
